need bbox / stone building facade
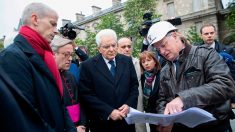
[73,0,230,43]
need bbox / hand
[157,125,173,132]
[76,125,86,132]
[109,109,125,121]
[118,104,129,117]
[164,97,183,115]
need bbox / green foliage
[224,1,235,44]
[226,1,235,29]
[123,0,160,57]
[75,30,98,56]
[96,13,125,37]
[0,41,3,51]
[76,0,160,57]
[186,26,202,45]
[75,13,125,57]
[123,0,159,37]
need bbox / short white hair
[21,2,57,25]
[95,29,117,47]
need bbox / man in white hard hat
[147,21,235,131]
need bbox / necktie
[108,60,116,77]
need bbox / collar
[102,56,116,65]
[178,43,192,63]
[168,42,192,65]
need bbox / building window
[193,0,208,12]
[167,2,175,18]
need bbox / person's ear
[31,13,38,26]
[171,32,177,39]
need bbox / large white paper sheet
[125,107,216,128]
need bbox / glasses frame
[57,52,75,58]
[154,33,173,52]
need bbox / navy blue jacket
[0,34,75,132]
[78,53,139,132]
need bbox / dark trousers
[150,124,158,132]
[172,119,231,132]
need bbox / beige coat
[132,57,147,132]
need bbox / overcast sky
[0,0,126,38]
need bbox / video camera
[138,12,182,37]
[59,22,85,40]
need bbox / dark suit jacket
[0,34,75,132]
[78,53,139,132]
[0,66,50,132]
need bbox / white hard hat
[147,21,177,45]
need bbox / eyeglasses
[100,44,117,49]
[154,33,172,52]
[120,45,132,49]
[57,52,75,58]
[202,32,215,36]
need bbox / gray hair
[21,2,57,25]
[95,29,117,47]
[51,35,73,52]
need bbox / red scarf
[19,26,63,97]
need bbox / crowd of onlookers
[0,2,235,132]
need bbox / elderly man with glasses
[51,35,87,132]
[147,21,235,132]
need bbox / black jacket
[61,70,87,127]
[0,34,76,132]
[78,53,138,132]
[157,43,235,122]
[0,66,50,131]
[141,72,160,113]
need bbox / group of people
[0,2,235,132]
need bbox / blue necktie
[108,60,116,77]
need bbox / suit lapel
[15,35,58,86]
[115,54,125,84]
[94,54,115,83]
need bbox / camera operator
[59,22,88,83]
[139,12,181,67]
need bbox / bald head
[117,37,133,57]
